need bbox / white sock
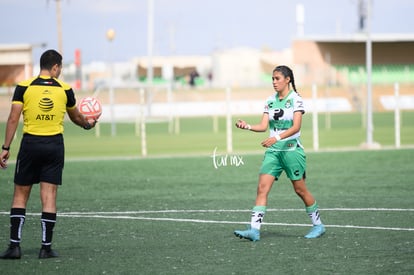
[250,206,266,230]
[306,202,322,225]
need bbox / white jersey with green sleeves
[263,90,305,151]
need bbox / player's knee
[293,185,308,198]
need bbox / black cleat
[0,245,21,259]
[38,248,59,259]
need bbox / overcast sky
[1,0,413,63]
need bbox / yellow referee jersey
[12,75,77,136]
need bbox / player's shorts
[14,134,64,185]
[259,139,306,181]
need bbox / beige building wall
[0,44,33,86]
[292,40,327,86]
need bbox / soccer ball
[78,97,102,122]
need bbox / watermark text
[211,147,244,169]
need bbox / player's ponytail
[273,65,297,93]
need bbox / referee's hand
[0,151,8,169]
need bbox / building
[1,34,414,90]
[0,44,33,91]
[292,33,414,86]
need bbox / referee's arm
[4,103,23,148]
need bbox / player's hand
[261,137,276,148]
[235,119,250,130]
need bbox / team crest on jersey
[285,99,292,109]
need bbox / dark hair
[40,49,62,70]
[273,65,297,92]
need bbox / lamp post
[106,28,116,136]
[106,28,115,42]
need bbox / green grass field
[0,112,413,274]
[0,150,413,274]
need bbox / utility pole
[362,0,380,149]
[55,0,63,55]
[358,0,367,32]
[146,0,154,116]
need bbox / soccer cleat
[38,248,59,259]
[304,224,326,239]
[234,226,260,242]
[0,245,21,259]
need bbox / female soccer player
[234,65,325,241]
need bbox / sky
[1,0,413,63]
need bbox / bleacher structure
[335,64,414,85]
[292,34,414,86]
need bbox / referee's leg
[40,182,58,213]
[0,185,31,259]
[39,182,59,258]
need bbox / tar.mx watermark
[211,147,244,169]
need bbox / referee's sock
[9,208,26,248]
[41,212,57,251]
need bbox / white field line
[54,214,414,232]
[0,208,413,232]
[2,208,408,216]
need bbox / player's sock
[9,208,26,248]
[250,206,266,230]
[306,202,322,225]
[41,212,57,251]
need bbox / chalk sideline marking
[0,208,412,232]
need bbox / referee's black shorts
[14,134,64,186]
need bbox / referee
[0,49,96,259]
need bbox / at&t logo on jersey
[36,97,56,120]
